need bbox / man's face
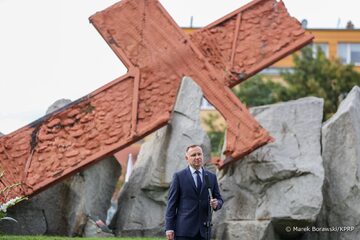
[186,146,203,170]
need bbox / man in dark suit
[165,145,223,240]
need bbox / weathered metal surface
[0,0,312,202]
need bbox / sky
[0,0,360,134]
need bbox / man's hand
[210,198,218,210]
[166,230,174,240]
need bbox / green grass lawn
[0,237,165,240]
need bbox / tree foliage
[202,112,225,156]
[233,75,285,107]
[279,47,360,119]
[233,47,360,119]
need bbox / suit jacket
[165,166,223,238]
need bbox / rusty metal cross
[0,0,312,202]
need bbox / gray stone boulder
[213,97,324,240]
[65,157,121,236]
[45,98,72,114]
[315,86,360,240]
[215,220,280,240]
[0,157,120,236]
[112,77,211,236]
[0,99,121,236]
[0,183,68,235]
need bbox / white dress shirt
[189,165,203,188]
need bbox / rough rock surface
[215,220,279,240]
[213,97,324,240]
[0,99,120,236]
[45,98,72,114]
[111,77,211,236]
[314,86,360,240]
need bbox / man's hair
[186,144,202,153]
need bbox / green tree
[279,47,360,119]
[202,112,225,156]
[233,75,286,107]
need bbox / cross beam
[0,0,312,202]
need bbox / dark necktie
[195,170,202,193]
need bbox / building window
[260,67,294,75]
[311,43,329,57]
[337,43,360,66]
[201,97,215,110]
